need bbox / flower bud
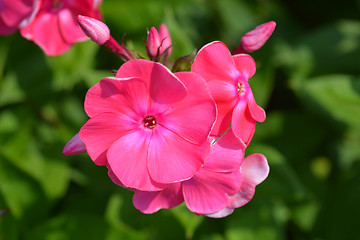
[146,26,161,60]
[62,133,86,156]
[77,15,110,45]
[233,21,276,54]
[159,24,172,55]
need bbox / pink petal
[116,60,187,112]
[79,112,138,166]
[231,99,256,145]
[203,128,245,172]
[147,125,209,183]
[232,54,256,79]
[62,133,86,155]
[58,8,87,44]
[84,77,148,119]
[107,130,166,191]
[160,72,216,144]
[228,153,269,208]
[192,41,239,84]
[247,89,266,122]
[182,170,241,214]
[205,207,234,218]
[21,12,71,55]
[207,80,237,102]
[210,100,236,137]
[133,183,183,214]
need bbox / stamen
[143,116,156,129]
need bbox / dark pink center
[51,0,63,10]
[143,116,156,129]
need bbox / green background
[1,0,360,239]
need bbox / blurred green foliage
[1,0,360,239]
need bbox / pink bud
[146,26,161,59]
[77,15,110,45]
[159,24,172,55]
[63,133,86,156]
[233,21,276,54]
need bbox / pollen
[143,116,157,129]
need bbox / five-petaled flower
[192,41,266,145]
[79,59,217,191]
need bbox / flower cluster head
[1,0,102,55]
[63,19,275,217]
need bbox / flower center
[237,82,246,95]
[143,116,157,129]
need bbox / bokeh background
[1,0,360,239]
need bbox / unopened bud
[233,21,276,54]
[146,27,161,59]
[62,133,86,156]
[77,15,110,45]
[159,24,172,55]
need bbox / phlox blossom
[192,41,266,145]
[79,59,217,191]
[0,0,38,35]
[20,0,102,55]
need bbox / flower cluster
[0,0,102,55]
[61,16,275,217]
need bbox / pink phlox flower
[233,21,276,54]
[79,59,216,191]
[132,128,246,216]
[191,41,266,145]
[206,153,269,218]
[20,0,102,55]
[0,0,39,35]
[146,24,172,61]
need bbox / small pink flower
[0,0,38,35]
[191,41,266,145]
[79,59,216,191]
[146,24,172,60]
[62,133,86,155]
[206,153,269,218]
[20,0,102,55]
[77,15,109,45]
[233,21,276,54]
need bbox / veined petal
[58,8,87,44]
[228,153,269,208]
[161,72,216,144]
[232,99,256,145]
[107,130,166,191]
[148,125,209,183]
[133,183,183,214]
[203,128,245,172]
[84,77,148,119]
[182,170,241,214]
[192,41,238,83]
[232,54,256,79]
[115,60,187,112]
[79,111,138,165]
